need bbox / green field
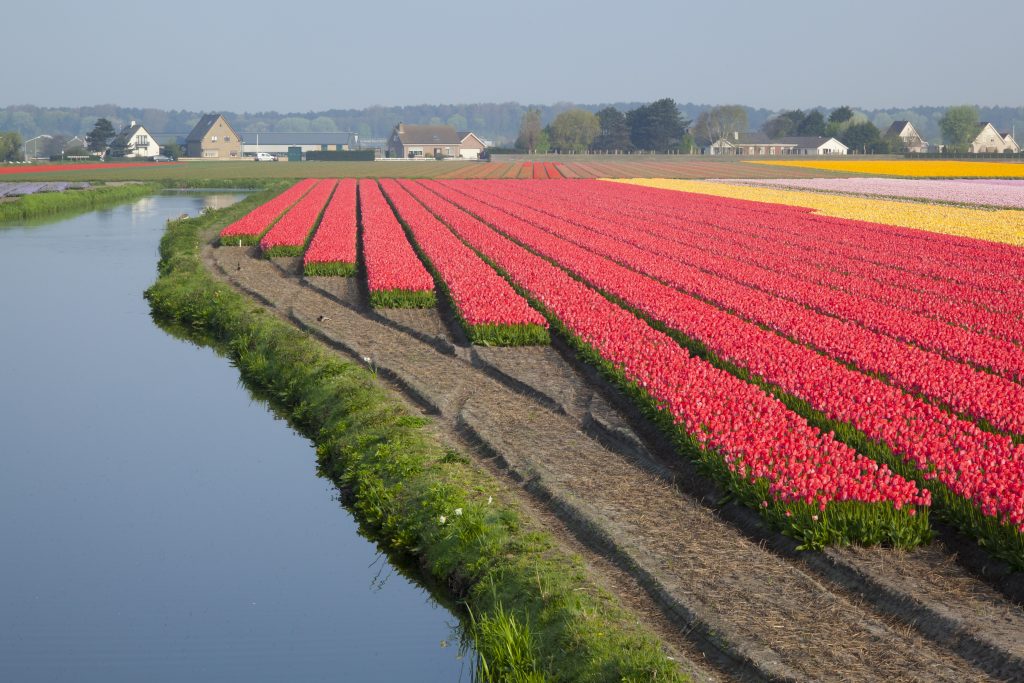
[1,160,475,182]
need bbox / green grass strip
[261,244,306,258]
[303,260,357,276]
[467,322,550,347]
[0,182,160,224]
[143,193,686,682]
[369,288,437,309]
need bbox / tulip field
[735,177,1024,209]
[621,178,1024,246]
[218,175,1024,565]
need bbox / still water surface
[0,194,468,682]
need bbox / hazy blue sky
[3,0,1021,112]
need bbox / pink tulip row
[460,180,1024,435]
[259,179,338,257]
[736,177,1024,209]
[378,179,548,344]
[359,180,435,308]
[405,179,930,547]
[304,179,358,276]
[219,179,318,245]
[434,180,1023,556]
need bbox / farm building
[705,133,847,156]
[969,122,1020,153]
[387,123,487,159]
[240,132,356,157]
[186,114,242,159]
[883,121,928,153]
[108,121,160,158]
[705,132,797,156]
[777,136,849,155]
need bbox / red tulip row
[537,181,1024,345]
[360,180,435,308]
[465,180,1024,435]
[304,179,358,276]
[378,179,548,345]
[488,181,1024,381]
[405,179,931,549]
[259,179,337,257]
[437,179,1024,565]
[592,181,1024,315]
[219,179,317,245]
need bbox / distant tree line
[2,102,1019,152]
[515,99,692,153]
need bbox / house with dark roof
[705,132,797,155]
[883,121,928,153]
[240,131,356,156]
[387,123,486,159]
[704,132,847,156]
[776,136,848,155]
[108,121,160,158]
[969,122,1020,153]
[185,114,242,159]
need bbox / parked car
[254,152,277,162]
[152,155,174,162]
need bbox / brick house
[186,114,242,159]
[387,123,486,159]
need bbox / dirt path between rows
[207,244,1024,683]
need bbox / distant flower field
[733,177,1024,209]
[746,159,1024,178]
[614,178,1024,246]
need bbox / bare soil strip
[207,244,1023,683]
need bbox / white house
[109,121,161,158]
[777,136,849,155]
[883,121,928,153]
[969,122,1020,153]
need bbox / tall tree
[86,118,115,152]
[516,109,542,152]
[626,98,688,152]
[0,132,24,162]
[829,106,854,124]
[547,109,600,152]
[762,110,805,139]
[796,110,826,136]
[939,105,980,152]
[839,121,882,153]
[592,107,632,151]
[691,105,748,146]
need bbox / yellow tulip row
[744,159,1024,178]
[610,178,1024,246]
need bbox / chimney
[733,131,739,141]
[130,120,137,127]
[397,122,404,133]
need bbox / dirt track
[208,244,1024,683]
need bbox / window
[203,150,219,158]
[224,136,231,142]
[135,135,149,147]
[211,136,218,142]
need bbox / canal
[0,193,468,682]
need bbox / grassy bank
[0,183,161,223]
[143,189,687,682]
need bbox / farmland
[130,157,1024,680]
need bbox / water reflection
[0,194,470,682]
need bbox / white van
[254,152,277,162]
